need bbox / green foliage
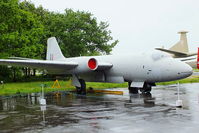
[157,76,199,85]
[0,0,44,59]
[0,80,127,95]
[35,8,118,57]
[0,66,12,81]
[1,77,199,95]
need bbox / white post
[42,85,44,99]
[177,82,180,100]
[176,82,183,108]
[39,84,46,105]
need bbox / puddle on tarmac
[0,83,199,133]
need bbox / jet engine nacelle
[71,57,113,74]
[87,58,113,71]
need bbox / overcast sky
[31,0,199,54]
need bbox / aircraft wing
[156,48,197,58]
[0,59,78,70]
[181,57,197,61]
[8,57,40,60]
[156,48,187,56]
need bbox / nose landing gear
[128,82,139,94]
[139,83,152,94]
[128,82,154,94]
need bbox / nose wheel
[128,82,153,94]
[139,86,151,94]
[128,82,139,94]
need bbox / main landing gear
[128,82,153,94]
[75,79,86,95]
[128,83,139,94]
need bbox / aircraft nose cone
[179,64,193,78]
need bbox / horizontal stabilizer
[181,57,197,62]
[0,59,78,70]
[156,48,197,58]
[156,48,187,55]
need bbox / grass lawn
[0,80,127,96]
[0,76,198,96]
[157,76,199,85]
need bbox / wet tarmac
[193,71,199,76]
[0,83,199,133]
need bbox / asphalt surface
[193,71,199,76]
[0,83,199,133]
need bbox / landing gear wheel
[140,88,151,94]
[129,87,139,94]
[76,79,86,95]
[140,83,152,94]
[128,82,139,94]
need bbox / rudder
[46,37,65,61]
[170,31,189,53]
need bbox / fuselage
[48,51,193,83]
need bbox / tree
[0,0,44,58]
[36,9,118,57]
[0,0,45,80]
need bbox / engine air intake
[88,58,97,70]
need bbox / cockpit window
[152,51,171,61]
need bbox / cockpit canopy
[152,51,171,61]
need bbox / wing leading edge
[0,59,78,70]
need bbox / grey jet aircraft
[0,37,193,94]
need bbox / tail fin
[169,31,189,53]
[197,47,199,69]
[46,37,65,61]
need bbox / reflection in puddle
[127,93,155,107]
[0,83,199,133]
[40,105,46,126]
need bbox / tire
[128,87,139,94]
[128,82,139,94]
[140,87,151,94]
[140,83,152,94]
